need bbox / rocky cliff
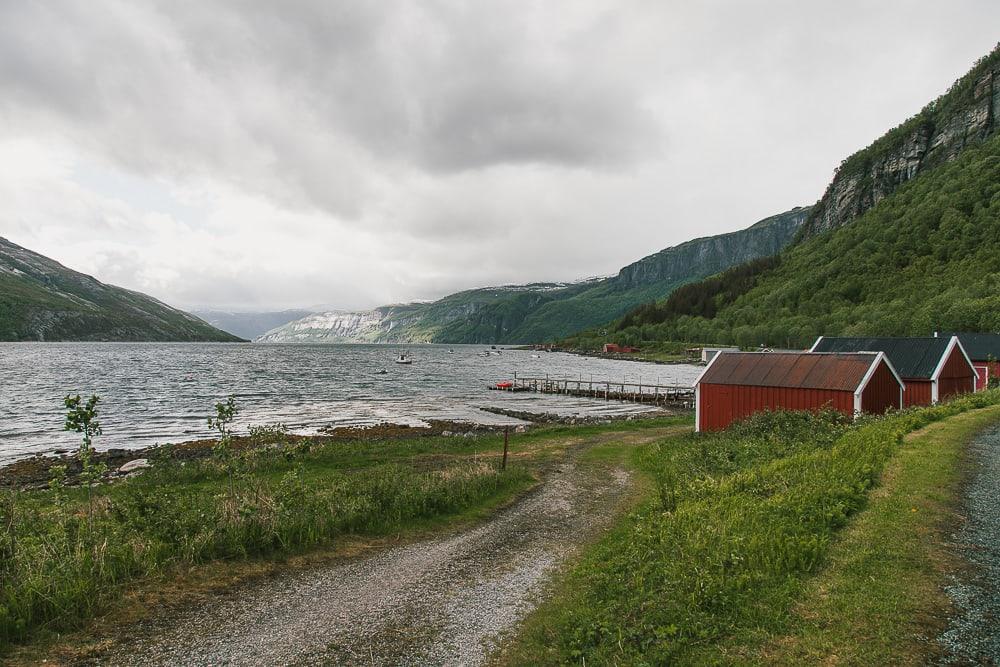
[801,46,1000,238]
[613,207,810,289]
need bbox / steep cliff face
[801,47,1000,238]
[260,207,807,344]
[613,208,809,290]
[0,237,242,342]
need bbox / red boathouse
[695,351,904,432]
[810,336,976,406]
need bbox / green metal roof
[942,333,1000,362]
[811,337,951,379]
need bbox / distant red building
[695,351,903,432]
[810,336,976,405]
[603,343,639,354]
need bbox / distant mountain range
[257,206,809,344]
[0,237,242,342]
[192,309,314,340]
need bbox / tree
[64,394,107,527]
[208,396,239,497]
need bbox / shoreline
[0,409,688,491]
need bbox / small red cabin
[811,336,976,406]
[695,351,903,432]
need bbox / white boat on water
[395,353,412,365]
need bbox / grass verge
[500,391,1000,665]
[743,403,1000,665]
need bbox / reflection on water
[0,343,701,464]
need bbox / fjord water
[0,343,702,465]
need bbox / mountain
[0,237,243,342]
[256,282,591,343]
[257,206,809,344]
[191,309,314,340]
[592,45,1000,350]
[800,48,999,239]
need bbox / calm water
[0,343,702,465]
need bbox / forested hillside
[594,132,1000,349]
[572,45,1000,351]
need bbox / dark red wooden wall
[972,360,1000,391]
[698,384,854,432]
[903,380,932,407]
[937,347,976,400]
[861,360,903,414]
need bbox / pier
[490,375,695,406]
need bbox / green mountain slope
[592,47,1000,350]
[0,237,243,342]
[437,207,810,343]
[258,207,809,344]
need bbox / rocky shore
[0,420,511,491]
[0,409,682,491]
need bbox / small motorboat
[395,353,412,365]
[487,380,528,392]
[448,348,455,354]
[374,368,388,375]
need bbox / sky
[1,1,998,312]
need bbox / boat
[374,368,388,375]
[395,353,412,365]
[488,380,529,392]
[448,349,455,354]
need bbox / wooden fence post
[502,426,509,471]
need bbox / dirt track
[89,441,642,666]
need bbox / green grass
[740,403,1000,665]
[0,415,690,654]
[0,433,532,651]
[501,391,1000,665]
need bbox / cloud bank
[1,0,998,310]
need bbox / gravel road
[90,456,632,666]
[938,423,1000,664]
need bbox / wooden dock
[490,375,695,406]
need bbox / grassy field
[0,416,685,655]
[743,403,1000,665]
[501,391,1000,665]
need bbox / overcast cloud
[1,1,998,311]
